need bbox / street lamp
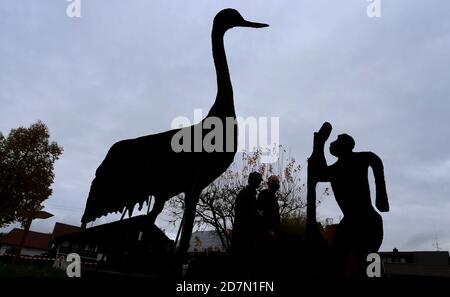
[13,209,54,264]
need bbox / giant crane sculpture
[81,9,268,257]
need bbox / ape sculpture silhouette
[81,9,268,257]
[307,122,390,276]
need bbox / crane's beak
[240,19,269,28]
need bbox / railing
[57,247,97,259]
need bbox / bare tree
[168,145,319,251]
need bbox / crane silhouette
[81,9,268,257]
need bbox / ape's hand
[376,193,390,212]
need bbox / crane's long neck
[209,27,235,117]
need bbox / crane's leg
[177,191,200,260]
[147,196,166,224]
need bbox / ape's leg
[177,191,200,260]
[147,196,166,224]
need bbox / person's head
[267,175,280,193]
[329,134,355,158]
[248,172,263,189]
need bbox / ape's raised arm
[309,123,332,182]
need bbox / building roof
[0,228,51,251]
[380,251,450,256]
[51,222,80,241]
[52,215,172,246]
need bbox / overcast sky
[1,1,449,252]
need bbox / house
[0,222,81,257]
[51,222,80,242]
[379,250,450,278]
[0,228,51,256]
[316,224,450,278]
[51,215,174,275]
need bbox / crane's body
[81,9,268,258]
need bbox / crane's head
[213,8,269,33]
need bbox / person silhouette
[316,132,390,276]
[231,171,263,277]
[257,175,281,241]
[256,175,281,278]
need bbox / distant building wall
[189,231,225,253]
[0,244,47,256]
[380,251,450,278]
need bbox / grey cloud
[1,0,449,251]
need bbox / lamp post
[13,209,53,264]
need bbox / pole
[13,212,34,264]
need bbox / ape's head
[330,134,355,158]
